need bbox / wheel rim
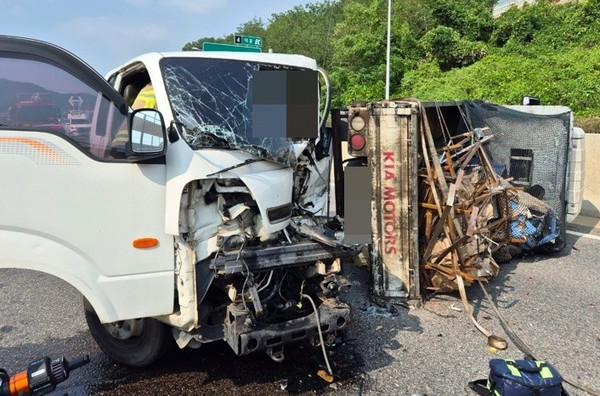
[103,319,144,340]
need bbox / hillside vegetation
[184,0,600,130]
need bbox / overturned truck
[335,99,584,299]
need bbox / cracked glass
[161,57,302,168]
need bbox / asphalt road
[0,222,598,395]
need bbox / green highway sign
[234,35,262,48]
[202,42,261,53]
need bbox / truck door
[0,36,174,323]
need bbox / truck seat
[123,84,141,107]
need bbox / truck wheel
[83,298,172,367]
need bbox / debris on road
[317,369,334,383]
[278,379,288,390]
[417,101,561,293]
[362,305,394,318]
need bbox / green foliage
[265,1,342,69]
[420,26,461,69]
[329,0,390,104]
[183,2,342,68]
[401,0,600,117]
[181,0,600,117]
[425,0,495,41]
[576,116,600,134]
[491,6,542,46]
[236,18,268,38]
[582,0,600,21]
[330,0,430,105]
[418,26,487,70]
[182,18,267,51]
[400,46,600,116]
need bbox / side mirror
[129,108,167,155]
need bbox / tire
[83,298,172,367]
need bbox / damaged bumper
[209,240,360,274]
[190,236,357,358]
[224,298,350,356]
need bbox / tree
[264,1,343,69]
[425,0,495,41]
[419,26,486,70]
[330,0,427,104]
[183,18,266,51]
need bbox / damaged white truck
[0,36,354,367]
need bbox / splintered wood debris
[417,103,559,293]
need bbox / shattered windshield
[161,57,301,167]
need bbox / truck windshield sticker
[162,58,298,167]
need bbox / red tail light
[350,133,366,151]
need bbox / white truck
[0,36,354,367]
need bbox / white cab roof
[108,51,318,78]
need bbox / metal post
[385,0,391,100]
[331,108,345,217]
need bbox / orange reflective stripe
[0,137,58,157]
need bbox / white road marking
[566,230,600,240]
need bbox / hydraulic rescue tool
[0,355,90,395]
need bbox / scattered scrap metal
[416,102,561,293]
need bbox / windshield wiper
[206,158,267,177]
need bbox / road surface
[0,220,598,395]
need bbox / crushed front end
[171,165,356,360]
[212,241,352,359]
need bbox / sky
[1,0,319,76]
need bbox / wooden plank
[432,235,469,265]
[446,183,457,207]
[425,209,433,240]
[457,141,481,170]
[466,206,480,237]
[420,202,472,215]
[424,263,477,283]
[445,149,456,179]
[419,123,443,216]
[421,108,449,200]
[421,205,451,263]
[477,145,500,184]
[488,215,510,230]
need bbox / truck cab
[0,36,353,367]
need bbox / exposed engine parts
[173,177,355,360]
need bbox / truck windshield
[161,57,300,168]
